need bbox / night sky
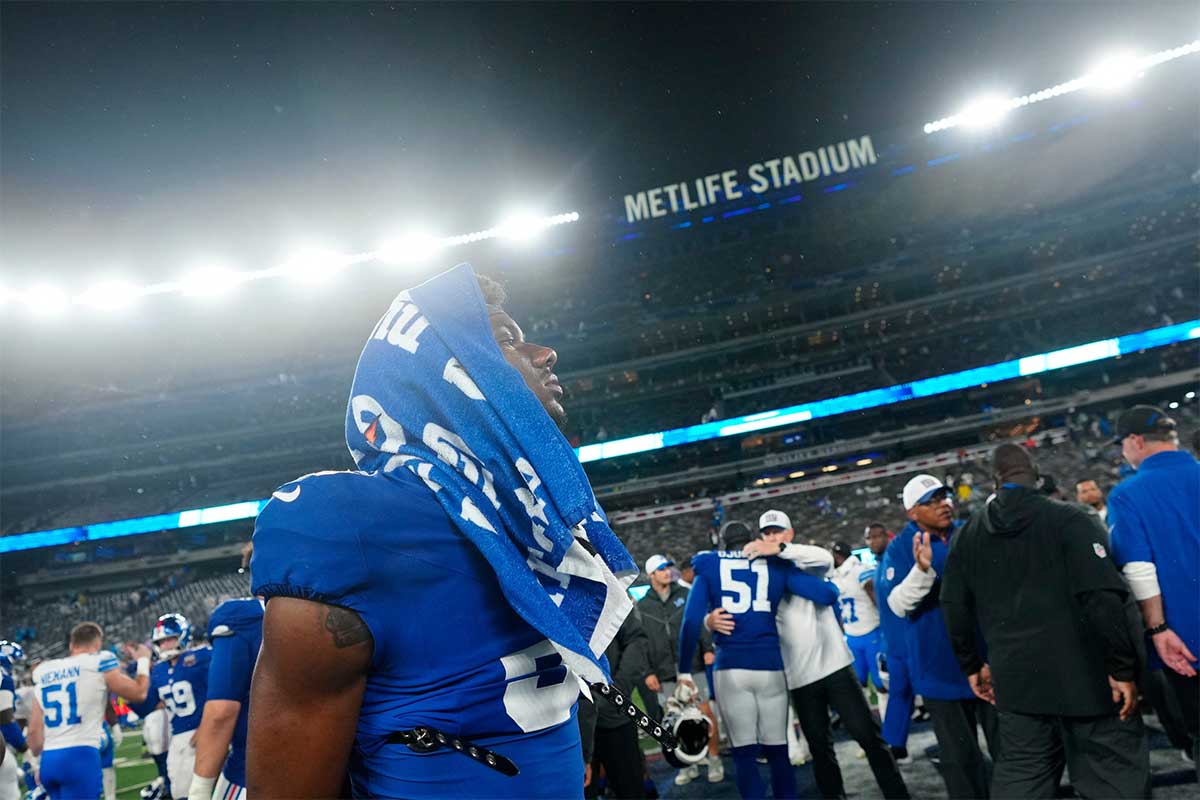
[2,1,1195,286]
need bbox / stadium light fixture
[1169,401,1180,409]
[282,248,352,284]
[1,210,581,320]
[959,95,1014,128]
[78,279,142,312]
[23,284,70,317]
[179,266,243,297]
[1186,391,1197,400]
[923,39,1200,134]
[1084,52,1144,91]
[377,232,445,265]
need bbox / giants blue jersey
[678,551,839,672]
[252,469,584,798]
[206,597,264,788]
[128,647,211,735]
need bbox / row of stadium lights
[0,211,580,319]
[922,41,1200,134]
[5,40,1198,318]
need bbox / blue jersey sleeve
[1107,486,1153,566]
[125,666,164,718]
[251,476,373,614]
[784,567,839,606]
[207,630,253,704]
[676,572,713,677]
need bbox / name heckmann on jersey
[37,666,82,684]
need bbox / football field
[112,730,160,800]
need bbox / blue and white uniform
[0,667,26,800]
[252,468,585,799]
[128,648,211,796]
[875,536,915,749]
[678,550,838,800]
[678,550,839,744]
[205,598,264,800]
[32,651,117,799]
[832,555,885,689]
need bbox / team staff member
[578,611,650,800]
[942,444,1149,798]
[637,555,721,785]
[1074,479,1108,523]
[1108,405,1199,766]
[870,524,917,763]
[885,475,997,799]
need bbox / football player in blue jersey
[187,596,263,800]
[127,614,211,800]
[677,521,839,800]
[248,269,641,799]
[1,641,28,800]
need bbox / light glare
[377,233,444,265]
[1085,53,1143,90]
[284,249,349,284]
[24,284,70,317]
[79,279,141,311]
[181,267,243,297]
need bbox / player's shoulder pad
[208,597,265,638]
[690,550,718,574]
[179,647,212,666]
[255,467,443,541]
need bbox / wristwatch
[1146,622,1169,636]
[778,541,788,554]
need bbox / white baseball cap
[903,474,950,510]
[758,509,792,531]
[644,554,674,574]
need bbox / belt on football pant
[387,682,677,776]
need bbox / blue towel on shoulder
[346,263,636,683]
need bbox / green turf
[113,729,160,800]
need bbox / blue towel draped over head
[345,263,636,684]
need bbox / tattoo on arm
[323,606,371,648]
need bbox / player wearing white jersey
[28,623,151,800]
[830,543,887,698]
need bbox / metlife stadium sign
[622,134,877,223]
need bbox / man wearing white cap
[637,555,723,785]
[882,475,998,799]
[710,510,909,799]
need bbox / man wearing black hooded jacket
[941,443,1149,799]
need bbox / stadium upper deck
[1,78,1196,551]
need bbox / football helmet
[660,681,711,768]
[0,639,25,672]
[151,613,192,661]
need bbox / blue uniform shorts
[847,629,885,689]
[40,745,103,800]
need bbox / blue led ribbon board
[2,319,1195,553]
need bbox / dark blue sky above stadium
[0,1,1193,281]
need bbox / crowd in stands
[1,569,251,663]
[611,404,1200,578]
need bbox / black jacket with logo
[637,583,710,681]
[942,486,1139,717]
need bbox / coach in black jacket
[579,609,652,799]
[941,443,1149,799]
